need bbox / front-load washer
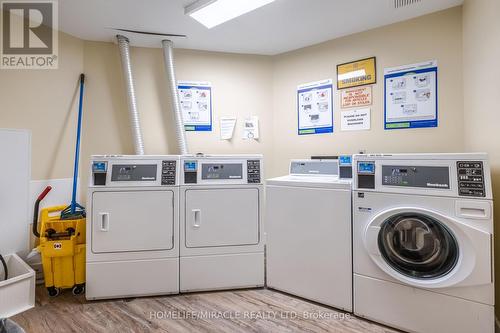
[266,157,353,311]
[86,155,180,300]
[353,153,494,333]
[179,154,264,292]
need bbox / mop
[61,74,86,220]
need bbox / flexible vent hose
[161,39,188,155]
[0,254,7,281]
[116,35,145,155]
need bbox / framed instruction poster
[297,79,334,135]
[178,81,212,131]
[384,60,438,130]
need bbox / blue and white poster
[178,81,212,131]
[384,60,438,130]
[297,79,334,135]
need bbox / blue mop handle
[71,74,85,213]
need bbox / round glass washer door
[377,213,459,280]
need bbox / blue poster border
[297,83,334,135]
[178,84,212,132]
[384,67,438,130]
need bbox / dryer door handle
[192,209,201,228]
[99,212,109,232]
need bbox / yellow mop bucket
[33,189,86,297]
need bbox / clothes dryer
[179,154,264,292]
[86,155,180,300]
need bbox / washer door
[364,207,492,288]
[377,213,458,280]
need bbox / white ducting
[116,34,145,155]
[161,39,189,155]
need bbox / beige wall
[463,0,500,317]
[80,41,274,192]
[271,7,464,177]
[0,32,84,180]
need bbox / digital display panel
[339,155,352,165]
[358,162,375,174]
[93,162,107,172]
[184,161,197,171]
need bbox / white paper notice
[341,108,371,131]
[219,117,236,140]
[242,116,259,140]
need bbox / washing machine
[353,153,494,333]
[86,155,180,300]
[266,157,353,311]
[179,154,264,292]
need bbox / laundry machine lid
[266,175,351,189]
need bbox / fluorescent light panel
[186,0,276,29]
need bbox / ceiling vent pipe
[161,39,189,155]
[116,34,145,155]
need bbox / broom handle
[71,73,85,213]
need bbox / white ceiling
[59,0,463,55]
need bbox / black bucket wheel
[72,284,85,295]
[47,286,60,297]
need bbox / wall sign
[242,116,260,140]
[337,57,376,89]
[341,108,371,131]
[341,86,372,108]
[297,79,334,135]
[384,60,438,130]
[219,117,236,140]
[178,81,212,131]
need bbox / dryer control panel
[90,155,179,187]
[181,155,263,185]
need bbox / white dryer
[179,154,264,292]
[266,157,353,311]
[353,153,494,333]
[86,155,180,300]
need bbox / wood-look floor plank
[11,287,400,333]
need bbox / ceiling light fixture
[185,0,276,29]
